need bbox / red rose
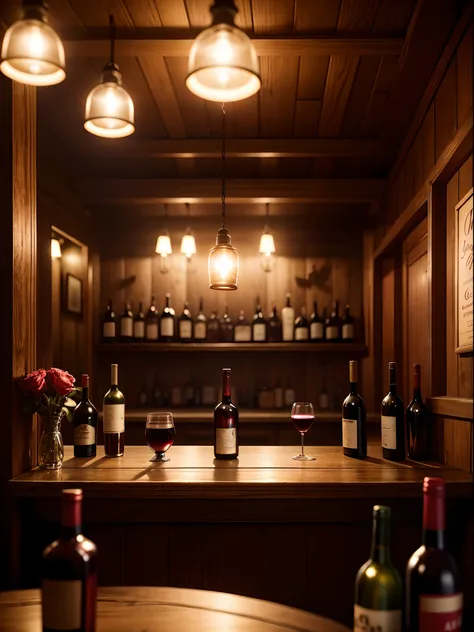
[18,369,46,395]
[47,368,75,396]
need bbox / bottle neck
[82,386,89,401]
[423,490,445,549]
[222,372,231,402]
[389,366,397,394]
[370,514,391,564]
[414,371,422,398]
[286,296,291,308]
[61,500,82,539]
[349,381,357,395]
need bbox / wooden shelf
[98,342,367,354]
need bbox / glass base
[150,453,170,462]
[292,454,316,461]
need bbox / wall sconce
[259,204,276,272]
[51,238,62,259]
[181,229,197,262]
[156,231,172,273]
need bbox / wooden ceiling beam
[80,178,386,204]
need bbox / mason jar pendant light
[84,15,135,138]
[0,0,66,86]
[209,104,239,290]
[259,203,276,273]
[180,204,197,262]
[186,0,260,103]
[156,204,172,274]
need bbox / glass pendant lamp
[180,204,197,261]
[156,205,172,274]
[0,0,66,86]
[186,0,260,103]
[259,204,276,272]
[84,15,134,139]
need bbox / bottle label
[103,404,125,433]
[121,318,133,337]
[381,415,397,450]
[282,310,295,341]
[295,327,309,341]
[179,321,192,339]
[161,318,174,337]
[326,325,339,340]
[419,594,463,632]
[134,321,145,339]
[194,322,207,340]
[354,605,401,631]
[310,322,324,339]
[103,322,115,338]
[342,323,354,339]
[234,326,251,342]
[74,424,96,446]
[42,579,81,630]
[253,323,266,342]
[216,428,236,454]
[146,323,159,340]
[342,418,357,449]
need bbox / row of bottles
[102,295,357,343]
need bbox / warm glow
[180,233,197,259]
[259,231,276,255]
[51,238,62,259]
[84,81,135,138]
[156,234,172,256]
[209,243,239,290]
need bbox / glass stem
[301,432,304,456]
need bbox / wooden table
[0,586,350,631]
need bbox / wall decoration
[64,274,83,316]
[296,261,332,292]
[455,189,473,353]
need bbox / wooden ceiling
[1,0,467,220]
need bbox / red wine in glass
[290,402,316,461]
[291,414,314,433]
[146,426,176,453]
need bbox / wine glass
[291,402,315,461]
[145,412,176,462]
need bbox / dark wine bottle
[405,477,463,632]
[354,505,402,631]
[194,298,207,342]
[41,489,98,632]
[310,301,324,342]
[321,307,328,339]
[145,294,159,342]
[103,364,125,458]
[160,293,175,342]
[120,301,133,342]
[234,310,251,342]
[73,374,98,458]
[252,297,267,343]
[178,301,193,342]
[342,361,367,459]
[219,306,234,342]
[407,364,430,460]
[102,299,116,342]
[214,368,239,460]
[207,310,220,343]
[381,362,405,461]
[325,300,341,341]
[341,304,355,342]
[133,302,145,341]
[294,306,309,341]
[267,303,282,342]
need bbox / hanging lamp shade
[180,229,197,259]
[0,2,66,86]
[186,0,260,103]
[51,238,62,259]
[156,232,172,256]
[209,228,239,290]
[259,227,275,255]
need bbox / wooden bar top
[9,446,472,499]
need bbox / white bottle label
[342,418,357,449]
[134,321,145,339]
[381,415,397,450]
[282,308,295,341]
[295,327,309,341]
[121,318,133,337]
[354,605,402,632]
[342,323,354,339]
[179,321,192,339]
[419,594,463,632]
[253,323,266,341]
[161,318,174,337]
[146,323,159,340]
[103,404,125,433]
[74,424,96,446]
[42,579,82,630]
[216,427,236,455]
[311,322,324,339]
[326,325,339,340]
[194,322,207,340]
[234,326,251,342]
[103,322,115,338]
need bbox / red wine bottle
[381,362,405,461]
[133,302,145,341]
[103,364,125,457]
[342,361,367,459]
[407,364,430,460]
[160,293,175,342]
[214,368,239,460]
[178,301,193,342]
[207,310,220,343]
[120,301,134,342]
[194,298,207,342]
[42,489,98,632]
[73,374,98,458]
[325,300,341,341]
[267,303,282,342]
[102,299,115,342]
[406,477,463,631]
[252,297,267,342]
[341,304,355,342]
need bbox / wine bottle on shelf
[318,376,329,410]
[321,307,328,339]
[219,306,234,342]
[42,489,98,632]
[73,374,98,459]
[381,362,405,461]
[102,299,116,342]
[207,310,220,343]
[267,303,282,342]
[133,302,145,341]
[120,301,134,342]
[407,364,430,461]
[252,298,267,343]
[194,298,207,342]
[234,310,251,342]
[103,364,125,458]
[284,380,295,407]
[294,307,309,341]
[153,378,163,407]
[145,294,159,342]
[281,293,295,342]
[274,380,284,409]
[214,368,239,460]
[310,301,324,342]
[406,477,463,632]
[354,505,402,632]
[341,304,355,342]
[138,384,148,408]
[178,301,193,342]
[160,293,175,342]
[342,361,366,459]
[325,300,341,342]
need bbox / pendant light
[209,104,239,290]
[259,203,276,273]
[180,204,197,261]
[156,204,172,274]
[51,238,62,259]
[0,0,66,86]
[186,0,260,103]
[84,15,135,139]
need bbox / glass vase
[39,412,64,470]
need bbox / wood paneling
[435,59,458,161]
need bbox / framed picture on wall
[65,273,83,316]
[455,188,473,354]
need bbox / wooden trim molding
[428,396,474,420]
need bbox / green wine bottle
[354,505,402,631]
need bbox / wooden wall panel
[434,59,458,161]
[457,23,473,124]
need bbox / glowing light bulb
[211,34,234,64]
[51,238,62,259]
